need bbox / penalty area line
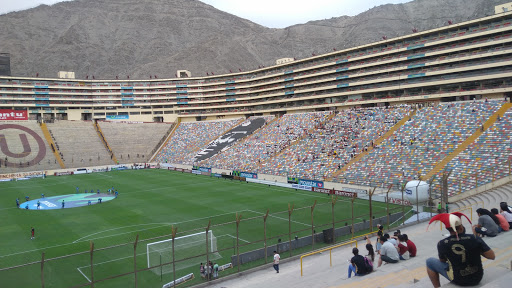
[223,234,250,243]
[246,209,310,227]
[77,267,91,283]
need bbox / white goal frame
[146,230,216,269]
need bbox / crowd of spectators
[256,106,411,180]
[155,118,240,164]
[336,100,502,187]
[200,112,330,171]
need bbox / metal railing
[300,240,357,276]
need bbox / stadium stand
[46,121,114,168]
[335,100,504,187]
[255,106,411,180]
[0,121,60,172]
[155,118,241,165]
[200,112,330,171]
[98,121,173,164]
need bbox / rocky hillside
[0,0,506,79]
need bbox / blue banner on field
[193,166,212,173]
[298,179,324,188]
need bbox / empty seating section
[99,121,173,163]
[200,112,330,171]
[46,121,113,168]
[155,119,240,165]
[334,101,503,187]
[435,107,512,196]
[256,107,411,180]
[0,121,60,172]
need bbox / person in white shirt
[273,251,280,273]
[378,237,400,267]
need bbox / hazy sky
[1,0,413,28]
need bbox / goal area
[146,230,221,274]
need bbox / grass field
[0,169,404,287]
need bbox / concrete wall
[230,212,404,266]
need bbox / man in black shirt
[426,213,495,287]
[348,247,368,278]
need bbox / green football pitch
[0,169,404,287]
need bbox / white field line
[76,233,237,270]
[76,267,91,282]
[73,209,251,243]
[95,173,113,178]
[246,209,310,227]
[0,210,250,259]
[224,234,250,243]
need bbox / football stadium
[1,2,512,288]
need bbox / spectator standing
[426,213,495,287]
[213,262,219,278]
[199,263,205,279]
[375,224,384,253]
[273,251,280,273]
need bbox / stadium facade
[1,9,512,123]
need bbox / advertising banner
[311,187,332,194]
[298,179,324,188]
[0,109,28,120]
[333,189,358,198]
[106,115,129,120]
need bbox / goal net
[146,230,221,274]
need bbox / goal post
[146,230,221,274]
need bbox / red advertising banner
[311,187,358,198]
[0,109,28,120]
[333,189,358,198]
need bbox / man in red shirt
[403,234,416,257]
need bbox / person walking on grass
[273,251,280,273]
[31,227,35,240]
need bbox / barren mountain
[0,0,506,79]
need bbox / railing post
[263,209,269,264]
[89,241,94,288]
[171,227,177,288]
[331,195,338,244]
[386,185,392,229]
[311,201,317,250]
[351,195,356,239]
[288,204,294,257]
[236,213,242,272]
[205,221,211,281]
[401,183,405,226]
[41,252,45,288]
[133,234,139,288]
[369,188,376,231]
